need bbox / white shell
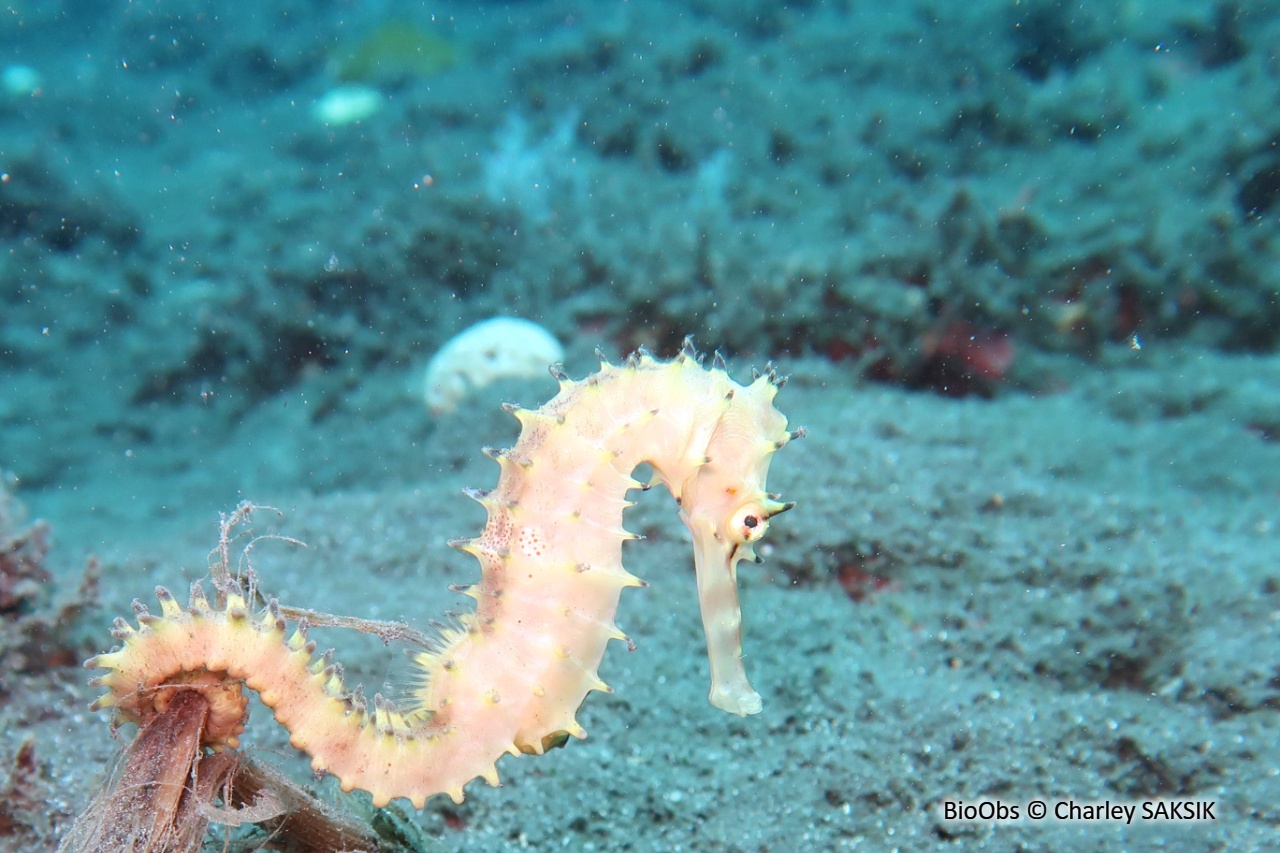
[312,85,382,126]
[424,317,564,413]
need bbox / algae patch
[332,21,455,84]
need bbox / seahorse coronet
[85,347,800,807]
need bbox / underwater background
[3,0,1280,849]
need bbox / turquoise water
[2,2,1278,850]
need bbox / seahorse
[85,342,801,808]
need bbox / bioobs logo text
[941,800,1021,821]
[937,797,1217,824]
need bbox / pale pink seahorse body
[400,353,792,791]
[89,348,797,809]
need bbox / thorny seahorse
[87,341,802,808]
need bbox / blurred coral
[0,485,52,616]
[0,479,97,682]
[912,318,1015,398]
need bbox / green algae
[333,21,455,84]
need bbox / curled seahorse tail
[89,584,513,807]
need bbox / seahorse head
[676,370,799,716]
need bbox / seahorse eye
[728,503,769,545]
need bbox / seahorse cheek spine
[86,349,798,809]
